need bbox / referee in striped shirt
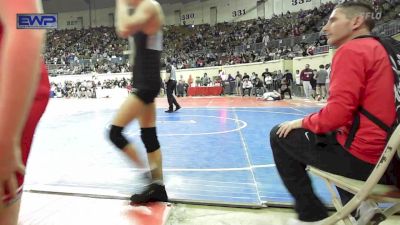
[165,63,181,113]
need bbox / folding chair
[307,124,400,225]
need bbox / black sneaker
[165,109,173,113]
[130,183,168,204]
[174,106,181,112]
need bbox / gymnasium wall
[53,0,339,29]
[158,0,337,26]
[50,50,334,85]
[163,60,289,82]
[56,7,114,29]
[57,10,90,29]
[172,50,333,83]
[292,51,333,74]
[162,0,259,25]
[393,33,400,41]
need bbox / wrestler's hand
[276,119,303,138]
[0,141,25,207]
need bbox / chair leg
[323,178,343,210]
[342,215,355,225]
[320,177,357,225]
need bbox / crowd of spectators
[44,2,339,75]
[50,77,130,98]
[44,1,400,75]
[180,63,331,101]
[163,2,336,68]
[45,27,131,75]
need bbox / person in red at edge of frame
[0,1,49,225]
[270,2,397,225]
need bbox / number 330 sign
[292,0,312,5]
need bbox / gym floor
[20,96,399,225]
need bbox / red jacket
[302,38,396,164]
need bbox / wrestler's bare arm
[115,0,164,38]
[0,0,45,201]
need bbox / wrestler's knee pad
[109,125,129,150]
[141,127,160,153]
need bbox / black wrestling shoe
[174,106,181,112]
[165,109,173,113]
[130,183,168,204]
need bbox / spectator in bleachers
[42,0,400,77]
[43,2,341,74]
[315,35,328,46]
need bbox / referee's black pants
[166,79,180,111]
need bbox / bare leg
[129,102,168,204]
[138,103,163,182]
[147,151,162,181]
[0,199,20,225]
[111,95,146,168]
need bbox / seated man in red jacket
[270,2,397,225]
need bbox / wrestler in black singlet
[131,31,163,103]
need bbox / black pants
[229,81,235,94]
[166,80,180,110]
[270,126,393,222]
[281,88,292,99]
[242,88,251,96]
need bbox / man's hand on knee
[276,119,303,138]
